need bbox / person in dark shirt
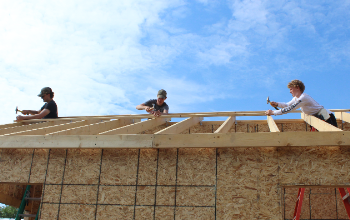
[136,89,169,117]
[16,87,58,121]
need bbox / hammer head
[266,96,270,104]
[15,106,19,114]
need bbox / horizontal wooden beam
[100,118,168,135]
[267,116,280,132]
[334,112,350,123]
[9,109,350,123]
[155,117,203,134]
[0,121,57,135]
[301,113,342,131]
[0,131,349,149]
[214,116,235,133]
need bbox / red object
[293,188,305,220]
[338,188,350,219]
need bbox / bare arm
[16,109,50,121]
[21,110,40,115]
[136,103,153,112]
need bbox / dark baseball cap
[157,89,167,98]
[38,87,53,97]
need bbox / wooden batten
[100,118,168,135]
[155,117,203,134]
[301,113,342,131]
[214,116,235,133]
[334,112,350,123]
[267,116,280,132]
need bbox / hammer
[266,97,279,110]
[15,106,23,114]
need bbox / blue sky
[0,0,349,124]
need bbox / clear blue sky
[0,0,349,124]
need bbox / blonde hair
[287,80,305,93]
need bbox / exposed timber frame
[0,109,349,149]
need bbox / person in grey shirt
[136,89,169,117]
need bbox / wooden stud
[334,112,350,123]
[155,117,203,134]
[214,116,235,133]
[267,116,280,132]
[100,118,168,135]
[301,113,342,131]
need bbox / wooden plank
[0,192,22,208]
[155,117,203,134]
[0,122,23,129]
[100,118,168,135]
[6,109,350,123]
[334,112,350,123]
[0,131,349,149]
[50,119,134,135]
[301,113,342,131]
[214,116,235,133]
[0,121,56,135]
[267,116,280,132]
[4,119,102,136]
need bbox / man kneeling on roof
[265,79,337,127]
[16,87,58,121]
[136,89,169,117]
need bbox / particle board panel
[175,207,215,220]
[98,186,135,205]
[187,124,220,133]
[99,149,138,185]
[58,204,96,219]
[60,185,98,204]
[42,184,61,203]
[279,146,350,186]
[155,207,174,220]
[156,186,175,206]
[45,149,66,184]
[138,149,158,185]
[96,205,134,220]
[310,194,337,219]
[29,149,49,183]
[337,190,349,219]
[177,148,216,186]
[277,122,307,132]
[40,203,59,219]
[176,186,215,206]
[135,206,154,219]
[157,148,177,185]
[63,149,101,185]
[0,149,32,183]
[136,186,155,205]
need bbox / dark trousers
[325,113,338,127]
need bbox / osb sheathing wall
[0,121,349,220]
[1,147,350,219]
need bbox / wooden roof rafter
[301,113,342,131]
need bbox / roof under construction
[0,109,349,219]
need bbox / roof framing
[1,109,349,149]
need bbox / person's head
[157,89,167,105]
[287,80,304,97]
[38,87,54,102]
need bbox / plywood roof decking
[0,110,349,149]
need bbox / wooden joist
[100,118,168,135]
[301,113,342,131]
[155,117,203,134]
[49,119,134,135]
[334,112,350,123]
[214,116,235,133]
[267,116,280,132]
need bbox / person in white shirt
[265,79,337,127]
